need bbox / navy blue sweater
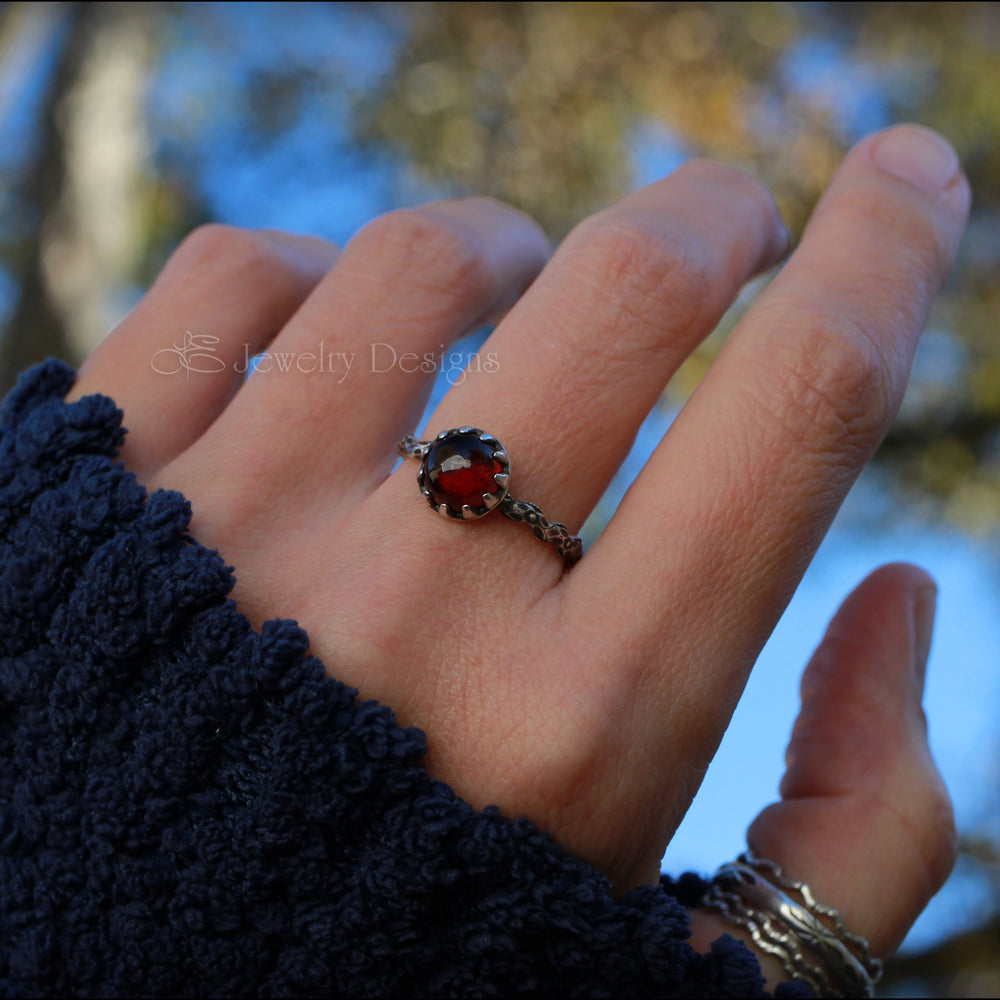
[0,360,810,997]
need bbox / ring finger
[403,159,789,546]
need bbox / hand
[68,123,969,973]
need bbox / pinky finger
[68,226,338,483]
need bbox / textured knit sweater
[0,359,811,997]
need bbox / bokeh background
[1,3,999,995]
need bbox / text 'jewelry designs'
[398,427,583,565]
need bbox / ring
[701,852,882,997]
[397,427,583,565]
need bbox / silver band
[398,428,582,565]
[700,852,882,998]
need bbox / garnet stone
[420,428,509,518]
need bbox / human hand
[68,123,969,974]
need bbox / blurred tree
[0,2,195,394]
[0,2,86,393]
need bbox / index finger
[576,125,970,764]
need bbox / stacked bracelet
[700,852,883,998]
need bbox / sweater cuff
[0,359,800,997]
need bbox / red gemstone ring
[397,427,582,565]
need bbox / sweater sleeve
[0,360,812,998]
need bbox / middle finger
[414,160,788,541]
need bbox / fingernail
[872,125,960,196]
[912,583,938,683]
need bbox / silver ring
[701,852,882,997]
[398,427,582,565]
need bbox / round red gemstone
[425,433,503,511]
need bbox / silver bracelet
[700,852,883,998]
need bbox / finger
[417,161,788,532]
[687,564,951,981]
[68,226,339,482]
[749,564,952,956]
[184,198,549,511]
[585,125,969,760]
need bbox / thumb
[688,563,956,984]
[748,562,956,957]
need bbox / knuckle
[747,307,898,465]
[170,224,283,287]
[677,158,780,227]
[834,183,952,293]
[916,778,958,893]
[871,761,957,908]
[568,212,712,357]
[347,207,492,311]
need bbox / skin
[68,123,970,985]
